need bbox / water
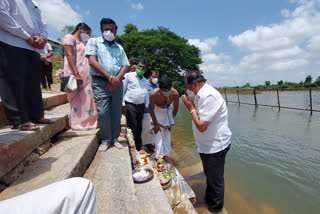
[171,91,320,214]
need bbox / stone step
[0,103,69,181]
[84,137,141,214]
[0,129,99,201]
[0,92,67,128]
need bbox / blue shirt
[147,80,159,113]
[123,72,149,107]
[85,36,130,76]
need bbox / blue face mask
[161,90,171,97]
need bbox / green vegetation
[220,75,320,91]
[119,24,202,95]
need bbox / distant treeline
[219,75,320,90]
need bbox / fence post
[253,89,258,106]
[237,89,240,104]
[309,88,313,115]
[224,88,228,104]
[276,89,281,111]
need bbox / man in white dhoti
[150,77,179,163]
[0,177,96,214]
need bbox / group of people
[0,0,232,213]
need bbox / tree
[265,81,271,86]
[124,24,138,34]
[277,80,284,85]
[61,25,76,34]
[119,25,202,94]
[315,76,320,86]
[305,75,312,83]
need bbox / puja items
[157,159,165,172]
[132,168,154,184]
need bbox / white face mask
[80,33,90,42]
[103,30,115,42]
[186,89,195,101]
[151,78,158,85]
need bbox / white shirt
[0,0,47,52]
[192,83,232,154]
[39,43,53,62]
[123,72,149,107]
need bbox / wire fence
[219,88,320,114]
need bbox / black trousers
[40,61,53,89]
[0,41,44,126]
[126,102,145,151]
[200,145,230,213]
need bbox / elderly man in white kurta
[182,71,231,214]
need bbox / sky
[37,0,320,87]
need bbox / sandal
[163,156,173,164]
[35,118,54,124]
[18,124,40,131]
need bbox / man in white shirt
[182,71,231,214]
[122,61,149,152]
[40,42,54,90]
[0,0,52,131]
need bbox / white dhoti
[0,177,96,214]
[141,113,154,145]
[152,105,174,159]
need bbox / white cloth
[39,43,53,62]
[192,83,232,154]
[141,113,154,145]
[0,0,47,52]
[0,177,96,214]
[152,105,174,158]
[154,127,171,159]
[122,72,149,106]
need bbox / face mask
[161,90,171,97]
[103,30,115,42]
[151,78,158,85]
[80,33,90,42]
[186,89,195,101]
[136,68,145,76]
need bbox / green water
[171,99,320,214]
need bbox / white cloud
[131,2,144,10]
[196,0,320,86]
[38,0,82,31]
[188,37,219,54]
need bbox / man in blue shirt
[85,18,130,151]
[122,61,149,152]
[141,70,159,152]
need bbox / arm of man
[116,48,130,80]
[144,85,150,113]
[46,44,54,59]
[182,95,221,133]
[150,91,161,134]
[0,1,31,40]
[172,89,179,118]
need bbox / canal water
[171,92,320,214]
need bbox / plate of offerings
[132,168,154,184]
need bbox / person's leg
[162,129,172,163]
[200,146,230,213]
[0,177,96,214]
[91,78,113,146]
[39,61,47,89]
[45,62,53,89]
[153,128,164,159]
[110,81,123,144]
[27,50,45,122]
[0,41,30,126]
[126,103,141,150]
[135,104,145,150]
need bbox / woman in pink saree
[62,23,97,130]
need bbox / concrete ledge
[0,104,69,179]
[84,140,141,214]
[0,92,67,128]
[0,129,99,200]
